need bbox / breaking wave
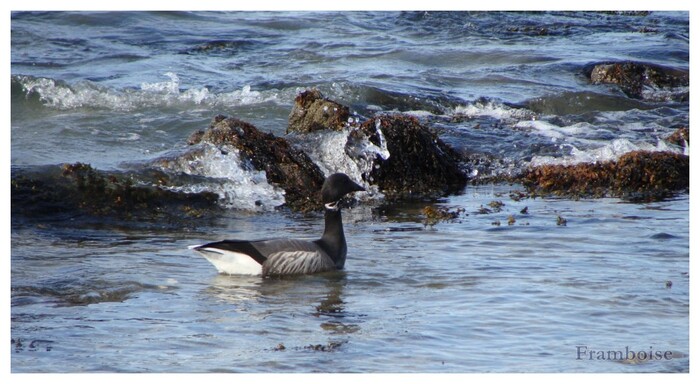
[12,73,282,111]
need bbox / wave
[451,97,536,121]
[11,73,283,112]
[12,73,468,117]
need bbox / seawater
[10,11,689,373]
[11,187,689,372]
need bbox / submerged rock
[505,25,550,36]
[520,150,689,201]
[11,163,219,221]
[357,114,468,198]
[351,85,461,115]
[422,205,465,227]
[287,89,350,134]
[190,116,326,212]
[587,61,689,101]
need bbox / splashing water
[153,143,286,211]
[292,119,390,200]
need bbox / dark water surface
[10,11,689,372]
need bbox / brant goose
[191,173,365,276]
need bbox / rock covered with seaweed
[287,88,351,134]
[354,114,468,199]
[517,126,690,201]
[188,90,687,207]
[519,150,689,202]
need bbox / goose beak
[350,180,365,193]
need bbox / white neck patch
[324,201,339,211]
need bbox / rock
[520,150,689,201]
[356,114,468,198]
[287,89,350,134]
[422,205,465,227]
[187,129,205,145]
[614,150,689,199]
[187,114,227,145]
[11,163,219,221]
[587,61,689,101]
[506,25,549,36]
[666,127,689,148]
[190,116,326,212]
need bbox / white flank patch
[192,247,263,275]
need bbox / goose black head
[321,173,365,207]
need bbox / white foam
[294,120,390,200]
[211,84,278,107]
[16,74,279,111]
[140,74,277,107]
[155,143,286,211]
[19,76,128,110]
[452,100,536,121]
[640,85,689,102]
[514,119,597,142]
[402,110,437,118]
[528,138,683,167]
[140,72,181,94]
[116,133,142,142]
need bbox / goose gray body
[191,173,363,276]
[194,237,337,276]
